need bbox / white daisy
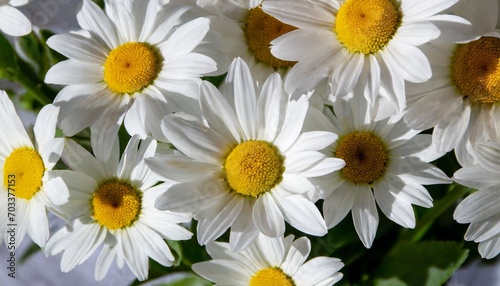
[454,141,500,259]
[0,90,68,249]
[44,0,223,160]
[0,0,31,37]
[44,135,193,281]
[192,234,344,286]
[197,0,298,86]
[262,0,469,111]
[405,0,500,166]
[312,95,451,248]
[146,57,345,251]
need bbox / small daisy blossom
[311,95,451,248]
[197,0,298,86]
[44,135,192,281]
[405,0,500,166]
[454,141,500,259]
[0,90,68,248]
[146,57,345,251]
[0,0,31,36]
[262,0,469,111]
[45,0,223,160]
[192,234,344,286]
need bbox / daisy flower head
[44,135,192,281]
[0,0,31,36]
[0,91,68,248]
[192,234,344,286]
[45,0,222,160]
[197,0,298,86]
[453,141,500,259]
[313,94,451,248]
[262,0,469,111]
[405,0,500,166]
[146,57,345,251]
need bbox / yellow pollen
[249,267,295,286]
[224,141,284,198]
[335,0,400,54]
[103,42,162,94]
[451,37,500,104]
[245,6,297,68]
[334,132,388,184]
[92,180,141,230]
[3,148,45,200]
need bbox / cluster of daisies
[2,0,500,284]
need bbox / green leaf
[373,241,469,286]
[0,32,17,77]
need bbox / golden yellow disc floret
[224,141,284,198]
[335,132,388,184]
[92,179,141,230]
[249,267,295,286]
[245,6,297,68]
[3,148,45,200]
[103,42,162,94]
[335,0,400,54]
[451,37,500,104]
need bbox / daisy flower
[262,0,469,111]
[405,0,500,166]
[454,141,500,259]
[197,0,298,86]
[146,58,345,251]
[0,0,31,37]
[0,90,68,248]
[192,234,344,286]
[313,95,451,248]
[44,0,223,160]
[44,135,192,281]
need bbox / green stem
[13,67,52,106]
[404,183,472,242]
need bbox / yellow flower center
[245,5,297,68]
[451,37,500,104]
[92,180,141,230]
[103,42,162,94]
[335,0,400,54]
[334,132,388,184]
[224,141,284,198]
[249,267,295,286]
[3,148,45,200]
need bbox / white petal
[162,114,231,165]
[192,260,251,285]
[253,193,285,237]
[475,142,500,173]
[47,33,108,63]
[200,81,242,142]
[323,185,355,228]
[197,194,244,245]
[274,95,309,152]
[257,73,286,142]
[0,5,31,36]
[160,17,210,58]
[281,237,310,276]
[454,185,500,224]
[352,185,379,248]
[230,198,260,252]
[77,0,118,49]
[374,177,416,228]
[273,191,327,236]
[294,257,344,285]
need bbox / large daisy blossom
[197,0,298,86]
[44,0,223,160]
[262,0,469,111]
[454,141,500,259]
[0,90,68,248]
[44,135,192,281]
[405,0,500,166]
[192,234,344,286]
[0,0,31,36]
[146,58,345,251]
[312,95,451,248]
